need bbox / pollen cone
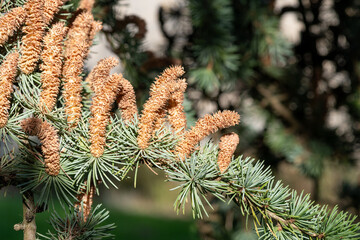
[167,79,187,134]
[43,0,68,26]
[0,7,26,46]
[21,118,61,176]
[62,11,93,127]
[137,66,185,149]
[217,133,239,173]
[40,22,67,112]
[116,77,138,122]
[0,51,19,128]
[175,110,240,160]
[19,0,46,74]
[89,73,122,157]
[86,57,119,93]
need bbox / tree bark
[14,192,37,240]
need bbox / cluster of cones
[0,0,241,221]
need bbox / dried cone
[86,57,119,93]
[20,117,42,135]
[149,65,185,97]
[167,79,187,134]
[40,22,68,112]
[19,0,46,74]
[78,0,95,12]
[116,77,138,122]
[21,118,61,176]
[217,133,239,173]
[0,51,19,128]
[0,7,26,46]
[137,66,185,149]
[43,0,68,26]
[153,79,187,132]
[175,110,240,160]
[75,184,95,222]
[62,12,93,127]
[89,74,122,157]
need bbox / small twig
[14,191,37,240]
[143,160,159,175]
[266,209,318,237]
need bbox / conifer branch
[1,2,359,239]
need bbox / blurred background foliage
[1,0,360,239]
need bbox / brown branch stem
[14,191,37,240]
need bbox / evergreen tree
[0,1,359,240]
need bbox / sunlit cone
[116,77,138,122]
[175,110,240,159]
[62,12,93,127]
[63,12,93,77]
[0,51,19,128]
[150,65,185,97]
[0,7,26,46]
[19,0,46,74]
[167,79,187,134]
[89,74,122,157]
[86,57,119,93]
[217,133,239,173]
[43,0,68,26]
[21,118,61,176]
[40,22,68,112]
[137,79,182,149]
[137,66,185,149]
[153,79,186,133]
